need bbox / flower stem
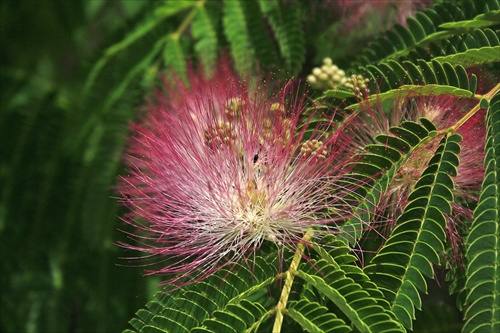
[171,0,205,40]
[272,229,314,333]
[441,82,500,135]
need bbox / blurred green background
[0,1,163,332]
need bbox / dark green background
[1,1,161,332]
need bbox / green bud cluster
[307,57,369,96]
[307,57,346,89]
[344,74,370,97]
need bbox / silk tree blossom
[351,94,485,205]
[413,96,486,265]
[349,92,486,264]
[118,63,356,286]
[336,0,430,29]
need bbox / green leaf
[83,2,194,96]
[298,260,404,333]
[154,1,197,18]
[407,17,427,41]
[287,299,351,333]
[339,119,438,245]
[191,3,219,76]
[125,256,277,332]
[365,134,463,330]
[439,10,500,29]
[223,0,256,75]
[347,84,474,112]
[431,59,449,85]
[462,93,500,333]
[394,23,416,48]
[323,89,357,99]
[470,74,478,94]
[484,28,500,45]
[351,1,500,68]
[432,45,500,66]
[74,36,165,152]
[259,0,305,74]
[164,37,187,79]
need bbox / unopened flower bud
[307,75,317,84]
[312,67,322,76]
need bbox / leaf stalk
[272,229,314,333]
[171,0,206,40]
[444,82,500,134]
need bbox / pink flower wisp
[337,0,430,29]
[351,93,485,206]
[348,91,486,265]
[118,64,355,286]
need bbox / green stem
[171,0,205,40]
[440,82,500,135]
[272,230,314,333]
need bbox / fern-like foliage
[191,1,219,76]
[365,133,462,330]
[462,93,500,333]
[353,1,500,66]
[325,60,478,103]
[257,0,305,74]
[298,237,405,333]
[339,118,439,245]
[125,236,405,333]
[124,254,279,333]
[286,299,352,333]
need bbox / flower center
[233,164,281,242]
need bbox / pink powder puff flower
[118,62,356,286]
[348,92,486,265]
[351,93,485,208]
[336,0,430,30]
